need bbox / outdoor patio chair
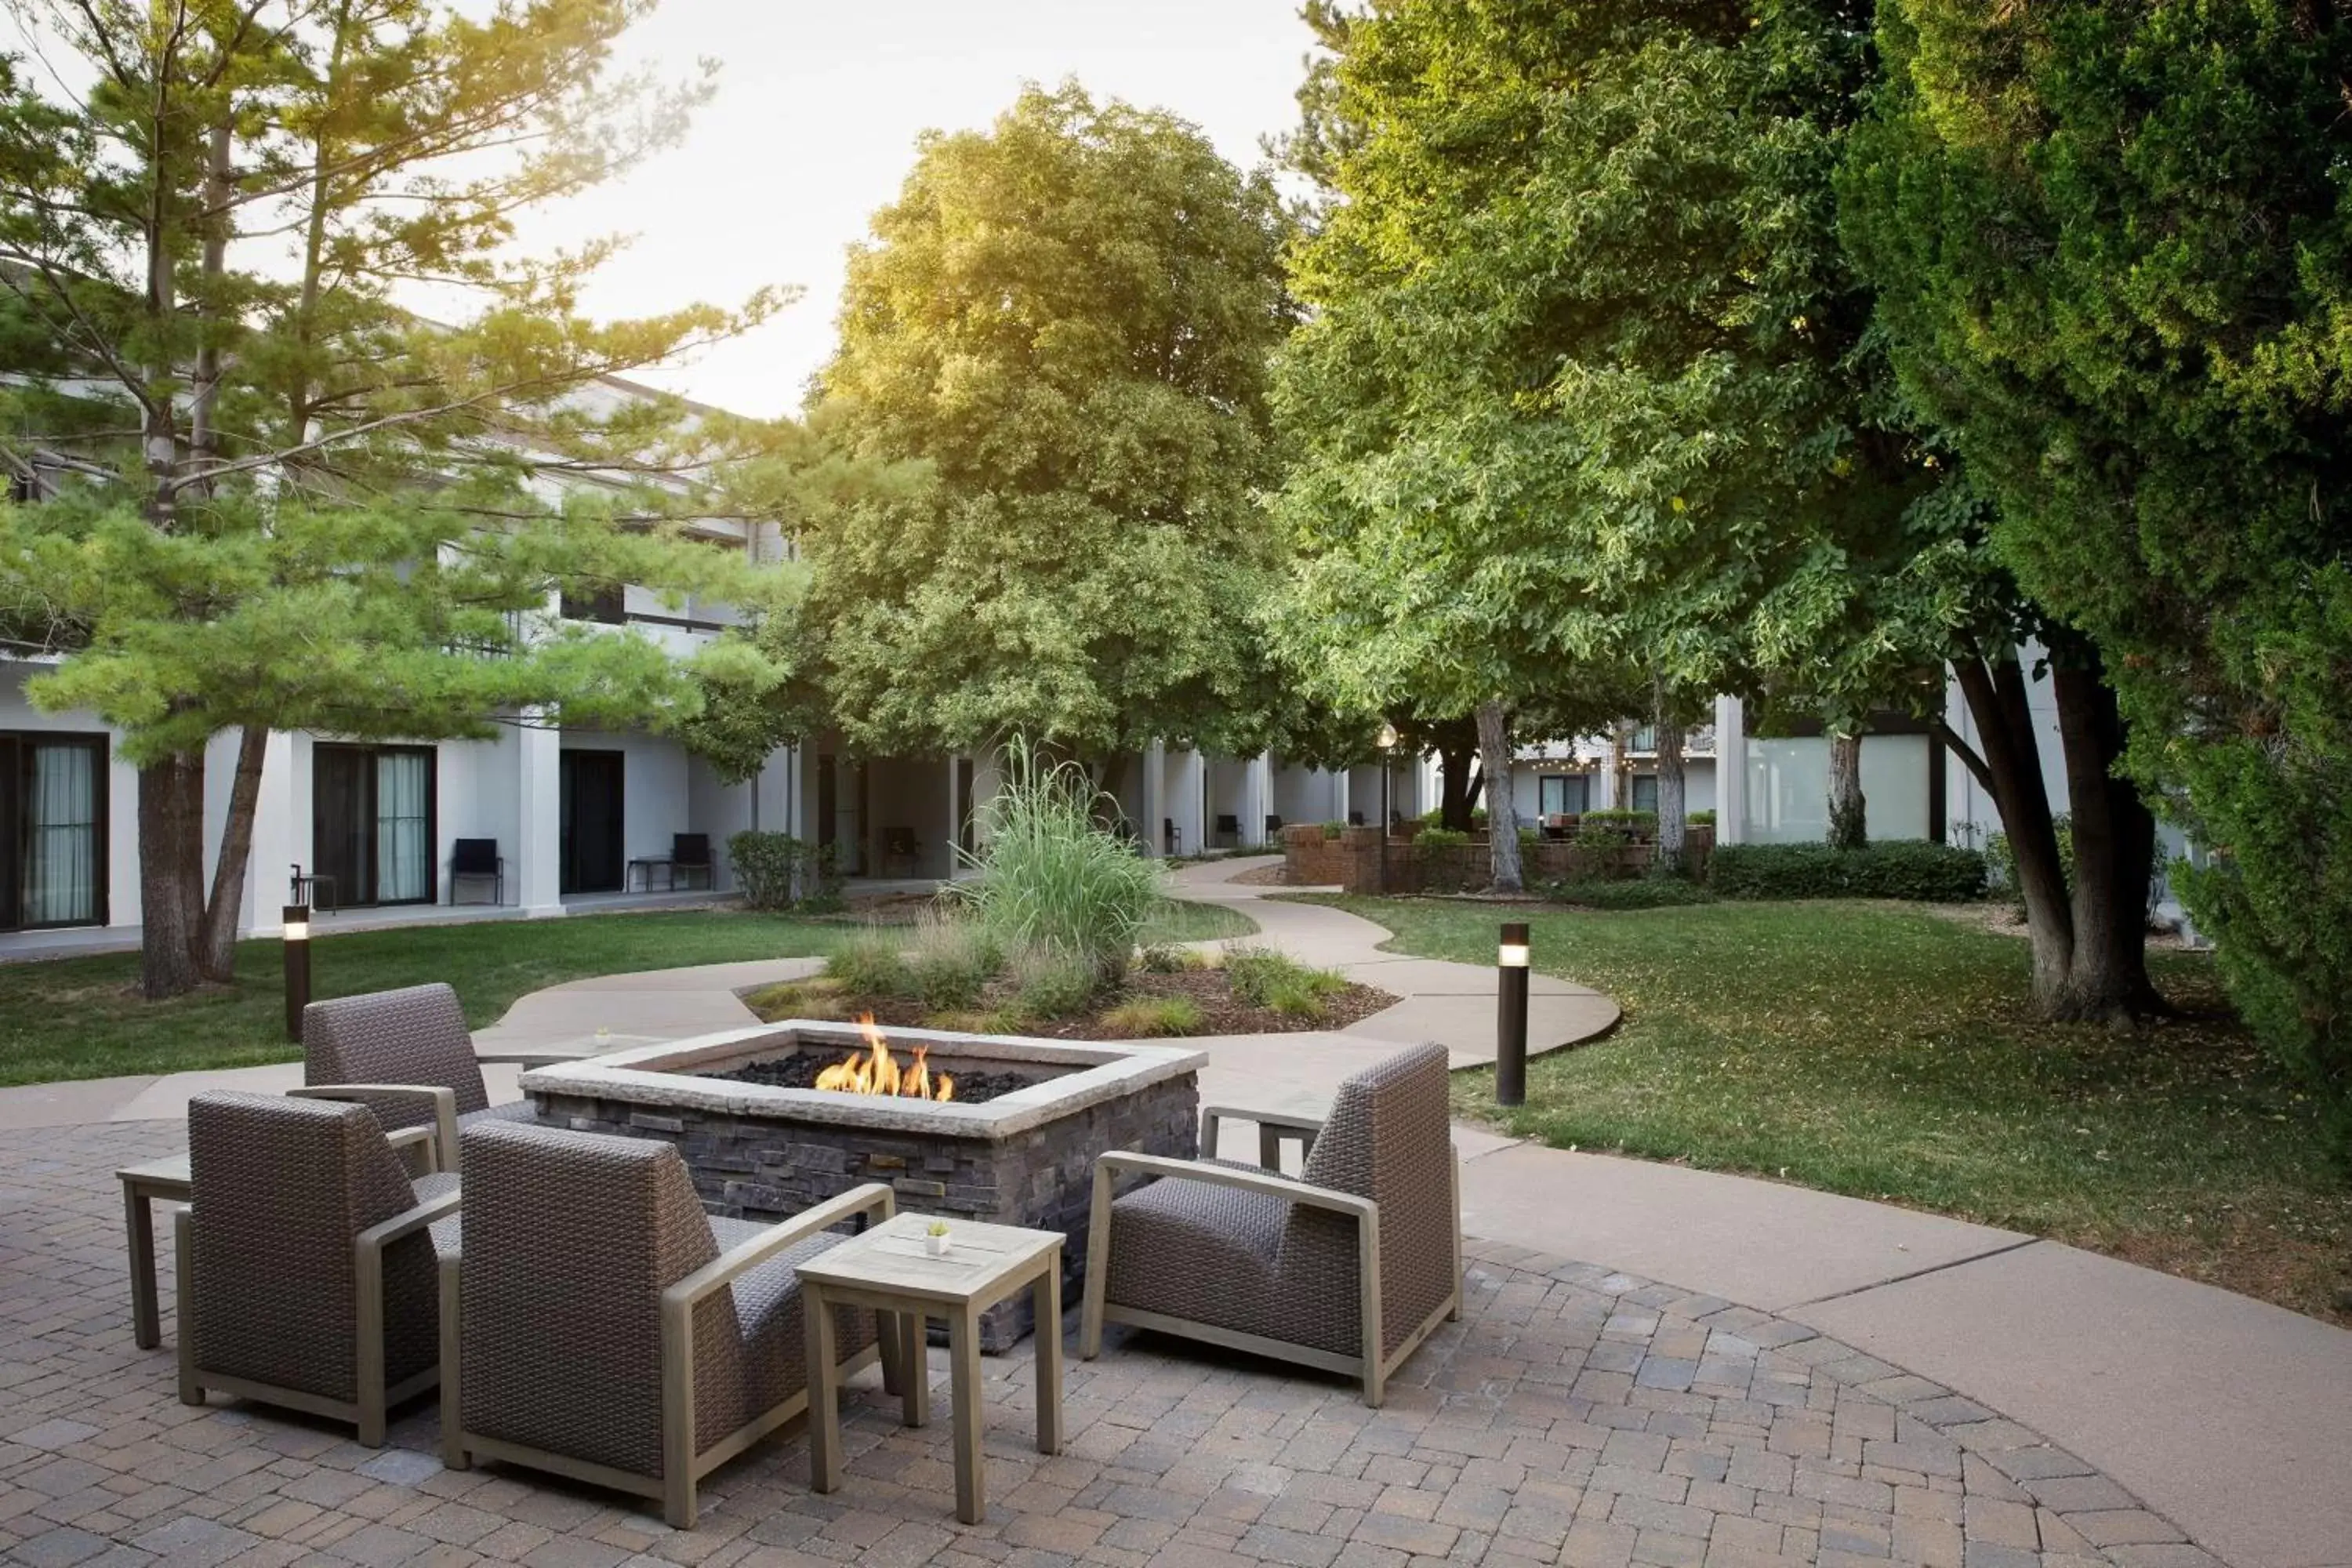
[303,982,551,1173]
[1214,813,1240,847]
[448,838,504,906]
[671,833,713,890]
[1080,1041,1461,1407]
[437,1121,895,1527]
[176,1091,460,1446]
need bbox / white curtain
[376,751,430,902]
[24,742,96,924]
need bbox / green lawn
[1306,894,2350,1323]
[0,895,1258,1090]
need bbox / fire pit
[517,1019,1204,1349]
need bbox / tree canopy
[791,84,1300,771]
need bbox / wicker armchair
[303,982,554,1171]
[1080,1042,1462,1406]
[176,1091,460,1446]
[437,1121,895,1528]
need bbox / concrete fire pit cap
[516,1021,1207,1139]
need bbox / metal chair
[671,833,713,891]
[177,1091,459,1446]
[449,838,505,906]
[1081,1043,1462,1407]
[437,1121,895,1527]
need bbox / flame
[811,1014,954,1102]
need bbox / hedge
[726,831,844,912]
[1708,840,1987,902]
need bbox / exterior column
[516,715,564,916]
[246,730,297,936]
[1714,695,1746,845]
[1142,742,1167,858]
[1246,753,1271,845]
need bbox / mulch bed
[783,967,1399,1040]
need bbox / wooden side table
[117,1156,191,1349]
[797,1212,1064,1525]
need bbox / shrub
[1007,946,1098,1020]
[1225,946,1346,1008]
[1101,995,1206,1036]
[1417,826,1472,848]
[739,979,852,1021]
[1708,841,1988,902]
[1133,942,1186,974]
[902,912,1004,1011]
[1541,877,1719,910]
[960,746,1163,982]
[824,926,911,996]
[1319,821,1345,840]
[1264,978,1329,1021]
[726,831,842,912]
[1687,809,1716,827]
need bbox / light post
[1496,921,1530,1106]
[1376,722,1399,895]
[282,903,312,1043]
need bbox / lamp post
[1496,921,1530,1106]
[282,903,312,1044]
[1376,722,1399,895]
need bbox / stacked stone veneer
[525,1037,1200,1352]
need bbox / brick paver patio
[2,1120,2208,1568]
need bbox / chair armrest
[661,1182,898,1313]
[383,1124,439,1173]
[292,1084,459,1174]
[355,1185,463,1256]
[1094,1150,1372,1221]
[1199,1105,1326,1165]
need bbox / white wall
[1269,759,1344,827]
[561,728,693,870]
[1744,734,1928,843]
[1205,757,1254,846]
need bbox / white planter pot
[925,1233,952,1258]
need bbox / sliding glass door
[0,732,107,931]
[313,743,436,906]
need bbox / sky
[528,0,1323,419]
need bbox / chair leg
[173,1208,201,1407]
[1080,1167,1112,1360]
[438,1257,467,1470]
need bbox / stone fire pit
[517,1022,1204,1349]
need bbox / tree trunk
[194,724,268,982]
[2049,656,2164,1022]
[1953,646,2076,1006]
[1089,751,1129,832]
[1655,719,1687,874]
[1438,743,1478,831]
[1827,731,1867,851]
[1476,700,1523,894]
[137,753,206,1000]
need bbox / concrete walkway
[1171,858,2352,1568]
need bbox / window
[559,584,626,623]
[1537,775,1589,816]
[0,732,107,930]
[1631,774,1660,812]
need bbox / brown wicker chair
[176,1091,461,1446]
[1080,1042,1462,1406]
[303,982,551,1171]
[437,1121,895,1527]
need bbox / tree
[793,84,1298,789]
[1842,0,2352,1112]
[0,0,784,996]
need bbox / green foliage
[726,833,842,913]
[823,927,911,1000]
[1007,946,1100,1022]
[1263,978,1330,1022]
[1101,995,1207,1037]
[1582,811,1659,833]
[1417,828,1472,848]
[1687,810,1717,828]
[1133,943,1185,975]
[957,747,1163,981]
[797,84,1301,761]
[1541,878,1719,911]
[1985,816,2074,913]
[902,913,1005,1012]
[1224,946,1347,1011]
[1320,822,1346,840]
[1842,0,2352,1135]
[1709,842,1987,903]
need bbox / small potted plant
[924,1218,952,1258]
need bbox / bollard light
[1496,921,1530,1107]
[282,903,312,1043]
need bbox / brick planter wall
[1326,825,1715,895]
[1279,823,1349,885]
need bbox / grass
[1304,894,2352,1323]
[1136,897,1255,945]
[0,909,858,1088]
[1100,994,1207,1037]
